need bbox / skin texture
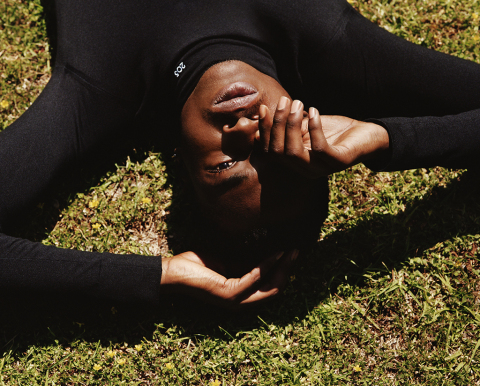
[160,60,389,308]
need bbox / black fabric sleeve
[345,6,480,171]
[299,2,480,172]
[366,110,480,171]
[0,65,163,305]
[0,234,162,304]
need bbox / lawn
[1,0,480,384]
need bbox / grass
[1,0,480,384]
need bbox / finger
[239,250,298,304]
[258,104,272,152]
[212,251,285,300]
[240,249,300,304]
[257,249,299,293]
[308,107,329,153]
[269,96,291,155]
[301,114,310,137]
[284,100,308,160]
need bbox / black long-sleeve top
[1,0,479,305]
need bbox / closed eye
[208,160,237,173]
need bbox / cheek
[181,131,224,174]
[181,100,218,154]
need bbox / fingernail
[259,104,267,119]
[291,100,302,114]
[277,96,288,111]
[309,107,317,119]
[292,249,300,260]
[255,130,260,141]
[275,251,285,260]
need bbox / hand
[160,250,299,309]
[257,96,390,177]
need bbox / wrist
[159,251,200,290]
[361,120,391,170]
[160,256,174,287]
[357,121,390,159]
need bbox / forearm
[0,233,163,304]
[301,3,480,173]
[0,62,162,304]
[365,110,480,171]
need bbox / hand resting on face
[257,96,390,177]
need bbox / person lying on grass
[1,0,480,309]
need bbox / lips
[212,82,259,112]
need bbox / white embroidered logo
[174,62,186,77]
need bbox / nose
[221,117,259,159]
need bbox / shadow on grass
[2,168,480,355]
[1,0,477,353]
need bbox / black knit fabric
[1,0,480,305]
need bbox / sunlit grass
[1,0,480,384]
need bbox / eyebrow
[206,172,249,194]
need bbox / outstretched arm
[1,231,297,308]
[259,96,480,175]
[0,65,157,304]
[288,1,480,173]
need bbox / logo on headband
[174,62,186,78]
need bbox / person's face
[180,61,322,234]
